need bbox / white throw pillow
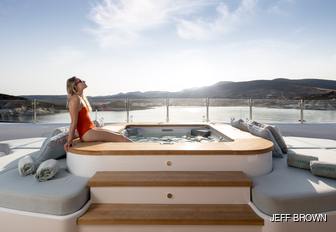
[248,123,284,158]
[248,120,288,154]
[35,131,68,164]
[51,126,69,137]
[230,118,249,132]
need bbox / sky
[0,0,336,96]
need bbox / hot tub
[121,124,232,144]
[67,123,273,177]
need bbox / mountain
[104,78,336,100]
[0,93,27,100]
[20,95,68,105]
[13,78,336,103]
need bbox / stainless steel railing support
[166,98,170,123]
[299,99,305,124]
[33,99,37,123]
[249,98,253,120]
[126,98,130,123]
[206,97,210,122]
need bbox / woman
[64,76,132,152]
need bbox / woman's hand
[64,142,72,152]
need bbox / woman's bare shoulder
[68,95,80,107]
[69,94,80,101]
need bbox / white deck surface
[1,122,336,232]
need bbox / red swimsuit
[76,105,95,140]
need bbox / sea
[34,106,336,124]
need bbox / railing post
[299,99,305,124]
[126,98,130,123]
[166,98,169,123]
[33,99,37,123]
[31,100,34,122]
[206,97,209,122]
[249,98,253,120]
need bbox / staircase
[77,171,263,232]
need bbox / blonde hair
[66,76,92,111]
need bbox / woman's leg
[82,127,132,142]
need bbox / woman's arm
[64,96,80,151]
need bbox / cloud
[87,0,168,46]
[87,0,252,46]
[176,0,257,40]
[87,0,220,46]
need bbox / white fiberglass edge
[91,186,250,204]
[67,152,272,178]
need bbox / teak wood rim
[69,123,273,156]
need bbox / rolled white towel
[18,155,36,176]
[35,159,59,182]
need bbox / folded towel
[18,155,36,176]
[287,151,318,170]
[35,159,59,182]
[310,160,336,179]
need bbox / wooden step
[88,171,252,187]
[89,171,252,204]
[77,203,264,226]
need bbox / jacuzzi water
[128,135,226,144]
[121,125,232,144]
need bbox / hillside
[13,78,336,102]
[102,78,336,100]
[0,93,27,101]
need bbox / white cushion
[252,150,336,215]
[0,158,89,215]
[284,137,336,149]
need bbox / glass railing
[168,98,206,123]
[31,99,69,123]
[90,98,128,123]
[301,99,336,123]
[0,98,335,124]
[209,98,250,123]
[127,98,166,123]
[0,100,35,122]
[251,99,302,123]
